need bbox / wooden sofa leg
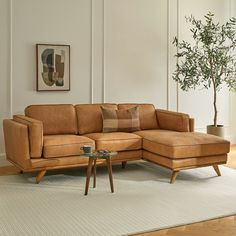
[213,165,221,176]
[36,170,46,184]
[121,161,127,169]
[170,170,179,184]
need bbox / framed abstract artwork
[36,44,70,91]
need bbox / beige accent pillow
[101,106,141,133]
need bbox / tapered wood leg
[170,170,179,184]
[85,158,94,195]
[93,158,97,188]
[36,170,46,184]
[106,157,114,193]
[121,161,127,169]
[213,165,221,176]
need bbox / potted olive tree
[173,12,236,137]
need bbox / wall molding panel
[166,0,170,110]
[167,0,178,112]
[176,0,180,112]
[0,0,12,156]
[102,0,106,103]
[9,0,13,117]
[90,0,94,104]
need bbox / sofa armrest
[156,109,191,132]
[189,118,195,132]
[13,115,43,158]
[3,119,31,169]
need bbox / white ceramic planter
[206,125,224,138]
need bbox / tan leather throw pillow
[101,106,141,133]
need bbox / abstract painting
[36,44,70,91]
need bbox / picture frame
[36,44,70,91]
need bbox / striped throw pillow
[101,106,140,133]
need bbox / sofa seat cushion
[84,132,142,151]
[43,135,95,158]
[134,130,230,159]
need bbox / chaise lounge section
[3,103,230,184]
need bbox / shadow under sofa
[3,103,230,184]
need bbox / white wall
[178,0,231,129]
[12,0,92,111]
[178,0,236,141]
[229,0,236,142]
[105,0,168,106]
[0,0,236,157]
[0,0,11,158]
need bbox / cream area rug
[0,162,236,236]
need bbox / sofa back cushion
[118,104,158,130]
[75,103,117,134]
[25,104,77,135]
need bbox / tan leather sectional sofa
[3,103,230,184]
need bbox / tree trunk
[213,85,217,127]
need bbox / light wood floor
[1,146,236,236]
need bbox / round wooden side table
[81,150,117,195]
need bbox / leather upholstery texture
[156,109,190,132]
[143,150,227,169]
[75,103,117,134]
[25,104,77,135]
[84,132,142,151]
[30,150,142,169]
[3,119,31,169]
[118,104,158,130]
[43,135,95,158]
[13,115,43,158]
[135,130,230,158]
[189,118,195,132]
[3,103,231,174]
